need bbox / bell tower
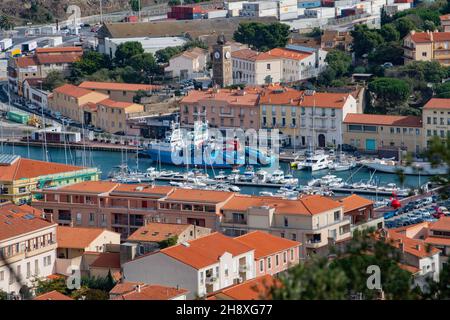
[212,35,232,88]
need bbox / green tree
[115,41,144,66]
[423,20,437,32]
[42,71,66,91]
[158,236,178,249]
[368,44,404,66]
[129,52,160,78]
[380,23,400,42]
[34,277,70,296]
[325,49,352,77]
[368,77,411,113]
[0,289,7,300]
[0,15,14,30]
[129,0,141,12]
[423,261,450,299]
[397,61,449,84]
[394,17,415,38]
[317,67,337,87]
[350,24,384,59]
[70,51,112,83]
[426,135,450,193]
[233,22,290,51]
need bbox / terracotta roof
[112,284,188,300]
[90,252,121,269]
[409,31,450,43]
[15,56,37,68]
[398,263,420,275]
[231,48,279,61]
[209,274,276,300]
[164,189,234,204]
[423,98,450,110]
[161,232,253,269]
[79,81,161,92]
[112,184,174,196]
[429,216,450,232]
[343,113,422,127]
[171,47,207,60]
[57,226,108,249]
[98,98,135,109]
[127,223,190,242]
[387,230,441,258]
[259,87,351,109]
[33,290,73,300]
[424,236,450,247]
[181,88,259,107]
[0,204,55,242]
[222,194,342,216]
[265,48,312,61]
[0,156,86,182]
[36,53,81,65]
[110,282,145,295]
[36,47,83,54]
[234,231,300,259]
[54,84,93,98]
[55,181,118,194]
[339,194,374,213]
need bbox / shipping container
[206,10,228,19]
[21,40,37,52]
[0,38,12,51]
[321,0,335,7]
[298,1,321,9]
[7,111,29,124]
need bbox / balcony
[222,218,247,225]
[239,264,247,273]
[25,242,57,258]
[205,276,217,284]
[304,238,323,248]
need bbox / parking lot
[384,195,450,229]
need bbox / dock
[0,139,143,152]
[329,187,408,197]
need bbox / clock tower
[212,35,233,88]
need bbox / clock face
[214,51,221,60]
[225,51,231,59]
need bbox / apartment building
[320,30,353,52]
[338,194,376,227]
[422,98,450,149]
[0,154,99,205]
[343,113,423,154]
[403,30,450,66]
[259,86,357,148]
[220,194,352,257]
[78,81,161,103]
[165,47,208,80]
[0,203,57,295]
[7,47,82,95]
[234,231,300,277]
[122,232,255,299]
[96,98,144,135]
[180,87,260,130]
[232,48,283,85]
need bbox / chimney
[430,32,433,42]
[135,284,141,293]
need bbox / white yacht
[361,158,448,176]
[255,169,270,183]
[270,170,285,184]
[300,154,332,171]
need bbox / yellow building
[422,98,450,148]
[403,30,450,66]
[78,81,161,103]
[343,113,423,155]
[96,99,144,135]
[0,154,99,205]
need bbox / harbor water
[0,144,430,200]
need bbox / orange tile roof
[98,98,135,109]
[54,84,93,98]
[343,113,422,127]
[57,226,109,249]
[398,263,420,275]
[90,252,121,269]
[222,194,342,216]
[338,194,374,213]
[161,232,253,269]
[127,223,190,242]
[164,189,234,204]
[110,282,145,295]
[410,31,450,43]
[259,87,351,109]
[36,53,81,65]
[424,236,450,247]
[79,81,161,92]
[265,48,312,61]
[112,284,188,300]
[33,290,73,300]
[423,98,450,110]
[16,56,38,68]
[429,216,450,232]
[0,204,55,241]
[0,157,86,181]
[231,48,279,61]
[387,230,441,258]
[36,47,83,54]
[234,231,300,259]
[112,184,174,196]
[181,88,259,107]
[209,274,276,300]
[56,181,118,194]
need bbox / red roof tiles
[423,98,450,110]
[234,231,300,259]
[343,113,422,127]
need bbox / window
[334,210,340,221]
[35,259,39,275]
[259,260,264,272]
[283,252,287,264]
[0,271,4,281]
[268,257,272,269]
[17,265,21,278]
[267,63,271,70]
[27,262,31,279]
[422,52,427,57]
[89,213,94,222]
[76,213,82,224]
[284,217,288,227]
[43,255,51,267]
[275,254,279,266]
[280,232,285,238]
[291,233,297,241]
[348,124,362,132]
[427,117,431,124]
[176,218,182,224]
[290,249,294,261]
